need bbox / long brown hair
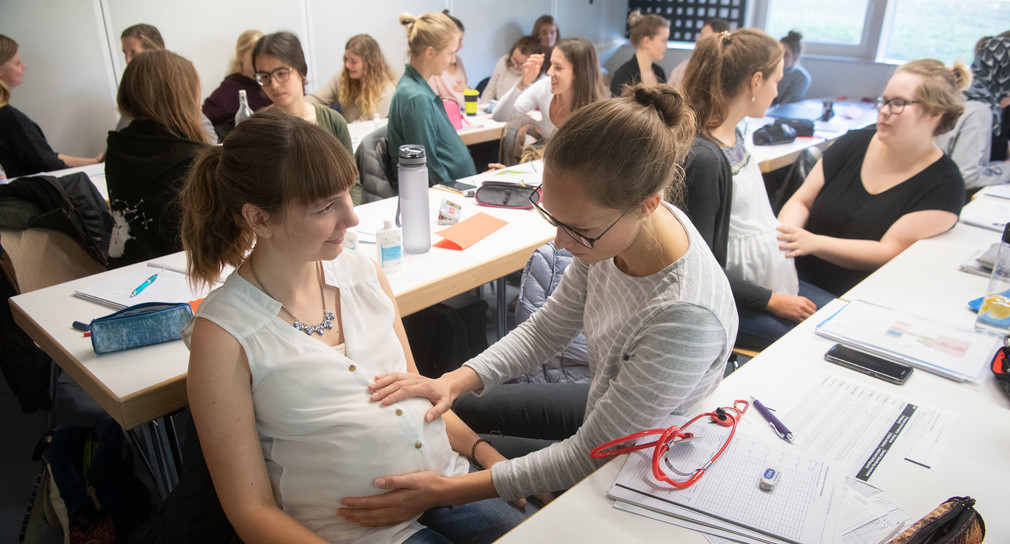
[895,59,970,136]
[180,110,358,288]
[552,37,606,112]
[118,49,208,143]
[682,28,782,140]
[228,29,262,76]
[338,34,396,119]
[545,83,695,209]
[0,34,17,106]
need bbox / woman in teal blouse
[388,11,476,186]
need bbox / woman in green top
[253,32,361,204]
[387,12,476,186]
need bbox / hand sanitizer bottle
[376,220,402,273]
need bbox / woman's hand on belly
[337,470,445,526]
[369,372,456,422]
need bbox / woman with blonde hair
[307,34,397,122]
[0,34,102,177]
[778,59,967,295]
[339,84,736,526]
[202,30,272,127]
[182,109,526,544]
[106,49,208,267]
[680,28,833,350]
[491,37,606,138]
[427,11,470,105]
[610,10,670,96]
[387,11,476,185]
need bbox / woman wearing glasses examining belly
[338,84,737,524]
[777,59,968,296]
[253,32,360,204]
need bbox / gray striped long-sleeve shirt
[465,204,738,501]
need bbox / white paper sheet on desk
[977,184,1010,200]
[608,415,843,544]
[74,267,214,309]
[959,197,1010,232]
[757,372,955,484]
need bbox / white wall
[2,0,630,158]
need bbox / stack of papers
[608,414,844,544]
[959,197,1010,232]
[959,242,1000,277]
[815,300,1000,382]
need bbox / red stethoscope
[590,400,749,489]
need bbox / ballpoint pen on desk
[751,397,794,443]
[130,273,159,298]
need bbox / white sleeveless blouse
[184,249,469,543]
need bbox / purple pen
[751,397,794,443]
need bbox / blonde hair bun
[399,13,417,27]
[628,9,642,26]
[949,60,972,91]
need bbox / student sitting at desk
[491,37,606,138]
[106,49,209,268]
[202,30,272,130]
[773,31,811,105]
[935,35,1010,192]
[778,59,967,296]
[681,28,833,350]
[254,32,360,205]
[306,34,397,123]
[610,10,670,96]
[180,110,528,544]
[0,34,102,177]
[338,85,737,525]
[388,11,476,185]
[481,36,542,104]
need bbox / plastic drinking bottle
[976,223,1010,337]
[397,145,431,254]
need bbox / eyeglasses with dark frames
[874,96,920,114]
[528,184,628,249]
[255,66,293,86]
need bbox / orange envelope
[433,212,508,250]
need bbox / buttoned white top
[184,249,469,544]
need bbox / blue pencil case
[90,302,193,354]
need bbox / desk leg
[128,417,180,500]
[496,276,507,340]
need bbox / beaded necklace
[249,256,335,336]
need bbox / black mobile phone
[824,344,913,385]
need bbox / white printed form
[609,415,843,544]
[758,372,955,484]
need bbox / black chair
[475,76,490,97]
[772,147,823,215]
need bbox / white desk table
[9,189,553,494]
[499,223,1010,542]
[748,100,878,173]
[348,112,506,153]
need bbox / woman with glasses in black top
[253,32,359,204]
[778,59,968,296]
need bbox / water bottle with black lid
[397,144,430,254]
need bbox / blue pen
[751,397,794,443]
[130,273,158,298]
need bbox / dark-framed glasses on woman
[874,96,920,114]
[255,67,292,86]
[528,184,628,249]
